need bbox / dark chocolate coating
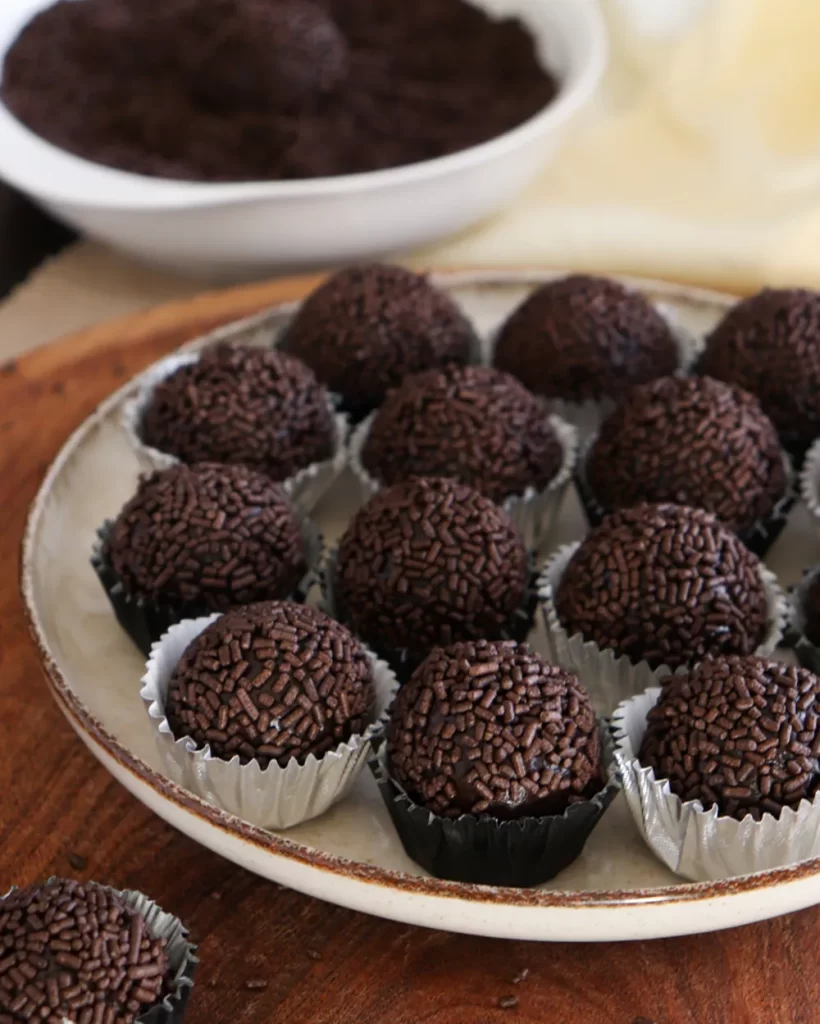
[140,344,334,480]
[555,503,769,670]
[699,288,820,452]
[334,477,529,654]
[387,640,601,819]
[493,275,679,403]
[641,655,820,821]
[586,375,787,535]
[106,463,307,610]
[165,601,374,767]
[282,265,477,418]
[361,364,564,504]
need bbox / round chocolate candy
[360,364,564,504]
[640,655,820,821]
[555,503,770,670]
[282,264,477,418]
[699,287,820,453]
[140,343,335,481]
[387,639,601,819]
[106,462,307,611]
[165,601,374,766]
[585,375,788,536]
[0,879,170,1024]
[334,477,530,656]
[800,571,820,648]
[493,274,679,404]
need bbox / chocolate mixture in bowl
[1,0,558,182]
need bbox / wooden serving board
[2,273,818,1024]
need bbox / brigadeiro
[579,375,791,552]
[788,565,820,675]
[540,503,784,711]
[93,462,320,655]
[492,275,683,432]
[327,477,533,678]
[141,601,396,828]
[132,343,340,490]
[0,878,197,1024]
[698,287,820,458]
[281,264,477,419]
[372,639,619,886]
[613,657,820,881]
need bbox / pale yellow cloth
[4,0,820,358]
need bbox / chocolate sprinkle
[361,364,564,504]
[140,344,334,481]
[334,477,530,656]
[105,462,307,611]
[555,503,770,670]
[699,288,820,453]
[493,275,679,404]
[165,601,374,767]
[0,879,169,1024]
[585,375,787,535]
[640,655,820,821]
[282,265,476,418]
[387,640,601,819]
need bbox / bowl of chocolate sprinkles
[141,601,397,829]
[0,0,606,274]
[613,658,820,882]
[0,878,197,1024]
[372,639,620,886]
[539,504,787,714]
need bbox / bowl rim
[0,0,607,210]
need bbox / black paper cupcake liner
[574,437,796,558]
[0,881,197,1024]
[787,565,820,675]
[91,516,323,658]
[369,723,620,887]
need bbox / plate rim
[20,267,820,918]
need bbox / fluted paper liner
[800,437,820,531]
[613,689,820,882]
[537,543,787,715]
[121,349,349,513]
[788,564,820,675]
[369,721,620,887]
[92,505,324,657]
[0,882,197,1024]
[141,614,398,830]
[348,410,578,554]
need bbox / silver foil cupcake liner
[0,881,198,1024]
[537,543,788,715]
[91,504,324,658]
[348,410,578,554]
[613,689,820,882]
[120,350,349,513]
[788,564,820,674]
[370,721,621,887]
[320,546,539,685]
[575,436,796,558]
[141,613,398,830]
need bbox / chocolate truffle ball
[360,364,564,504]
[493,274,679,404]
[106,462,307,611]
[387,640,601,819]
[585,375,787,536]
[165,601,374,766]
[0,879,170,1024]
[334,477,530,655]
[140,343,335,481]
[282,264,477,418]
[555,503,770,670]
[640,656,820,821]
[699,288,820,452]
[800,571,820,647]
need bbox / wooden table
[1,225,818,1024]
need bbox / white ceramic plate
[22,270,820,942]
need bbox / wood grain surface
[1,274,818,1024]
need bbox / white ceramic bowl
[0,0,607,278]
